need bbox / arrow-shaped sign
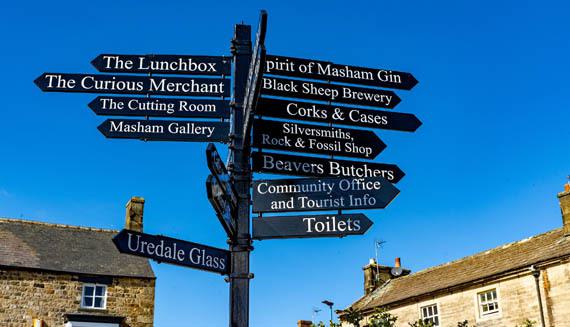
[34,73,229,97]
[252,176,400,213]
[265,54,418,90]
[88,96,230,119]
[261,76,400,109]
[206,175,236,240]
[97,119,229,143]
[92,54,231,75]
[253,119,386,159]
[251,152,405,183]
[252,213,373,240]
[256,98,421,132]
[206,143,237,208]
[113,229,230,274]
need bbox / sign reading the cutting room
[261,76,400,109]
[253,119,385,159]
[113,229,230,274]
[92,54,231,75]
[256,98,421,132]
[265,55,418,90]
[252,213,373,240]
[34,73,229,97]
[89,96,230,119]
[251,152,405,183]
[97,119,230,142]
[252,176,399,213]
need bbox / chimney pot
[558,183,570,237]
[395,257,401,268]
[125,196,145,232]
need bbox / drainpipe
[530,266,546,327]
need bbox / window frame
[419,303,440,326]
[80,283,108,310]
[476,288,501,320]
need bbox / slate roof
[348,228,570,312]
[0,218,155,278]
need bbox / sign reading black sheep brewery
[253,119,385,159]
[89,96,230,119]
[265,55,418,90]
[256,98,421,132]
[92,54,231,75]
[252,213,373,240]
[252,176,399,213]
[34,73,229,97]
[252,152,405,183]
[113,229,230,274]
[261,76,400,109]
[97,119,229,142]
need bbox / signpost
[97,119,230,142]
[265,54,418,90]
[34,73,230,97]
[253,119,386,159]
[35,10,420,327]
[256,98,422,132]
[113,229,230,274]
[252,213,373,239]
[251,151,405,183]
[261,76,400,109]
[252,176,400,213]
[92,54,231,75]
[88,96,230,118]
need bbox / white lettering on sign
[102,55,220,73]
[302,216,362,233]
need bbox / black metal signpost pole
[229,23,252,327]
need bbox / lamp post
[322,300,334,323]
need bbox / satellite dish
[391,267,403,277]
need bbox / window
[81,284,107,309]
[478,289,499,317]
[420,304,439,326]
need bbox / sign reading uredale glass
[113,229,229,274]
[34,73,229,97]
[92,54,231,75]
[252,176,400,213]
[265,54,418,90]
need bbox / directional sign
[252,213,373,240]
[34,73,230,97]
[97,119,229,142]
[253,119,386,159]
[206,175,236,239]
[265,54,418,90]
[113,229,230,274]
[252,176,400,213]
[261,76,400,109]
[256,98,421,132]
[252,152,405,183]
[88,96,230,119]
[206,143,236,207]
[92,54,230,75]
[242,10,268,146]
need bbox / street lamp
[322,300,334,323]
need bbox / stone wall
[351,261,570,327]
[0,267,155,327]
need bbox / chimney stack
[363,258,392,295]
[125,197,145,232]
[558,181,570,236]
[297,320,312,327]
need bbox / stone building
[0,199,156,327]
[340,185,570,327]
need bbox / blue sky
[1,0,569,326]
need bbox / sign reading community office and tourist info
[35,10,421,327]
